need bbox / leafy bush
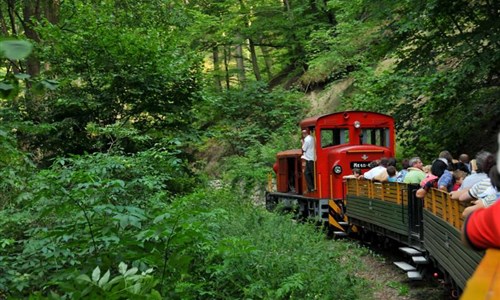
[0,145,195,297]
[169,188,369,299]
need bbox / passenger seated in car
[372,157,397,182]
[452,170,467,191]
[396,158,410,182]
[460,166,498,217]
[450,151,495,200]
[462,138,500,250]
[416,158,450,198]
[360,157,388,180]
[343,168,361,179]
[403,157,426,184]
[387,166,397,182]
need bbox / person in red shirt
[462,199,500,250]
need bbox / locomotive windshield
[360,128,390,147]
[321,128,349,148]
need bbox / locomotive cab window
[321,128,349,148]
[360,128,390,147]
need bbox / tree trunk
[260,44,273,80]
[43,0,59,24]
[283,0,291,12]
[0,7,9,36]
[22,0,41,76]
[6,0,17,36]
[323,0,337,26]
[212,46,222,91]
[223,45,230,90]
[234,38,246,86]
[248,38,261,81]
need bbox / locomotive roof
[276,149,302,157]
[300,111,393,128]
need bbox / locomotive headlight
[354,121,361,128]
[333,165,342,174]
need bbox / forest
[0,0,499,298]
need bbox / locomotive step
[333,231,348,238]
[412,256,428,264]
[407,270,423,280]
[338,221,349,227]
[394,261,416,272]
[399,246,422,256]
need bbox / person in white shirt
[301,129,315,192]
[362,157,389,180]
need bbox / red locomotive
[267,111,395,233]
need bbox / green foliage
[181,188,368,299]
[0,145,195,297]
[301,0,390,86]
[0,125,34,209]
[4,0,203,160]
[4,0,500,299]
[1,168,369,299]
[349,0,500,156]
[199,81,305,156]
[39,264,161,299]
[222,124,303,192]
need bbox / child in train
[387,166,398,182]
[452,170,467,191]
[343,168,361,179]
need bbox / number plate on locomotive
[350,162,371,169]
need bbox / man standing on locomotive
[301,128,315,193]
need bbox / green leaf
[98,270,111,287]
[0,238,15,248]
[124,267,138,277]
[41,79,59,91]
[92,266,101,282]
[0,82,14,90]
[119,262,128,275]
[150,290,162,300]
[14,73,30,80]
[153,212,171,223]
[131,282,141,294]
[76,274,92,284]
[103,275,123,290]
[0,40,33,60]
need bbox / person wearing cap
[301,128,315,193]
